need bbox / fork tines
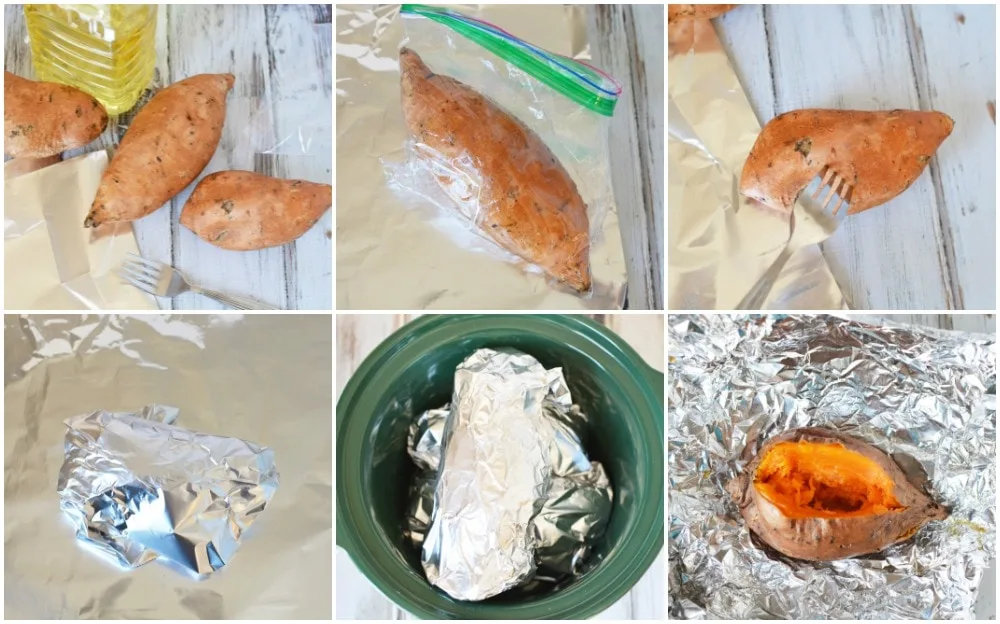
[117,253,161,294]
[811,166,853,215]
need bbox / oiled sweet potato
[179,171,332,251]
[84,73,235,228]
[726,427,948,561]
[399,48,591,292]
[4,72,108,158]
[667,4,737,23]
[740,109,954,215]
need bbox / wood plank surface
[588,5,666,310]
[711,4,996,310]
[335,314,665,620]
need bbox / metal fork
[118,254,281,310]
[736,166,853,310]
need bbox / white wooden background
[588,5,665,310]
[713,4,996,310]
[336,314,665,619]
[4,4,333,310]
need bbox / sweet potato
[399,48,591,292]
[740,109,954,215]
[179,171,331,251]
[667,4,738,23]
[726,427,948,561]
[4,72,108,158]
[84,73,235,228]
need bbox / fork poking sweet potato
[740,109,954,214]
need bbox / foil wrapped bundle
[668,315,996,619]
[57,404,279,579]
[408,348,612,601]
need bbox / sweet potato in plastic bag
[385,5,622,293]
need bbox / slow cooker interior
[361,333,648,603]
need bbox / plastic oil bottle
[24,4,157,115]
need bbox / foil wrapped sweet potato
[740,109,954,214]
[726,427,948,561]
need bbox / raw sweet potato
[726,427,948,561]
[4,72,108,158]
[399,48,592,292]
[667,4,737,23]
[740,109,954,215]
[84,73,235,228]
[179,171,332,251]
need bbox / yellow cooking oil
[24,4,157,115]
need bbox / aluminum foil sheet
[58,405,279,578]
[668,20,847,309]
[668,314,996,619]
[5,314,332,619]
[413,348,612,600]
[336,4,628,310]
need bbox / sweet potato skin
[726,427,949,561]
[740,109,954,215]
[84,73,235,228]
[399,48,591,292]
[4,72,108,158]
[667,4,737,23]
[179,171,332,251]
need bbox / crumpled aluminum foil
[5,314,332,619]
[57,404,279,578]
[668,20,847,309]
[412,348,612,600]
[668,314,996,619]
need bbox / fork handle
[735,245,795,310]
[195,288,283,311]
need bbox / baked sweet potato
[179,171,332,251]
[667,4,738,23]
[4,72,108,158]
[399,48,591,292]
[740,109,954,215]
[726,427,948,561]
[84,73,235,228]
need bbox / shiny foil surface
[4,315,332,619]
[337,4,627,310]
[58,405,279,578]
[414,348,612,601]
[668,21,847,309]
[668,314,996,619]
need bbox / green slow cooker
[336,314,664,619]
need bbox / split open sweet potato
[726,427,948,561]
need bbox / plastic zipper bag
[385,4,622,295]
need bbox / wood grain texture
[3,5,332,310]
[587,5,665,310]
[335,314,665,620]
[712,4,995,310]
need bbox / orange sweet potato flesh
[4,72,108,158]
[753,441,903,519]
[85,73,234,228]
[179,171,332,251]
[740,109,954,215]
[726,428,948,561]
[399,48,591,292]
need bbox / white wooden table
[4,4,333,310]
[713,4,995,310]
[588,5,665,309]
[336,314,665,619]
